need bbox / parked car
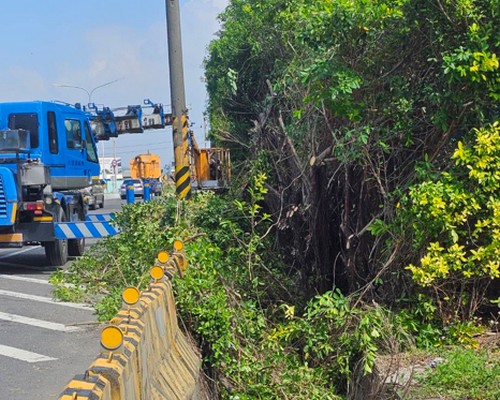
[144,179,163,196]
[120,178,144,199]
[152,179,163,196]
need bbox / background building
[100,157,123,192]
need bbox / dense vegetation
[53,183,498,399]
[205,0,499,324]
[53,0,499,398]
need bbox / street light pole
[53,79,121,105]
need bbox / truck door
[63,119,89,188]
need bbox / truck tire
[68,236,85,257]
[45,206,68,266]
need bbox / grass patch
[411,347,500,400]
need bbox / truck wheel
[45,206,68,266]
[68,236,85,257]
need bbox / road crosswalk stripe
[0,289,92,310]
[0,311,82,332]
[0,344,57,363]
[0,274,50,285]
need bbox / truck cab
[0,101,100,189]
[0,101,100,265]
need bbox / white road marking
[0,247,39,259]
[0,311,82,332]
[0,289,92,310]
[0,274,83,291]
[0,344,57,363]
[0,274,50,285]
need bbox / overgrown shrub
[404,122,500,322]
[51,195,178,320]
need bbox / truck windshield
[8,113,39,148]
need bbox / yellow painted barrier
[58,373,112,399]
[137,282,200,399]
[58,245,203,400]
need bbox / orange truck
[130,153,161,179]
[188,131,231,191]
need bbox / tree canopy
[205,0,499,310]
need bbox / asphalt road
[0,194,125,400]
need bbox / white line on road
[0,274,51,285]
[0,311,82,332]
[0,274,83,291]
[0,289,92,310]
[0,247,40,259]
[0,344,57,363]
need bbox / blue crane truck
[0,101,100,266]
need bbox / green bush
[51,196,179,320]
[404,122,500,321]
[50,181,494,399]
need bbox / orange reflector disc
[157,251,169,263]
[150,266,164,280]
[101,326,123,351]
[173,240,183,251]
[122,287,140,306]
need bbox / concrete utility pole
[165,0,191,199]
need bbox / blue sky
[0,0,228,171]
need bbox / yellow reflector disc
[101,326,123,351]
[173,240,183,251]
[122,287,140,306]
[157,251,169,263]
[150,266,164,280]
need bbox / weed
[414,348,500,400]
